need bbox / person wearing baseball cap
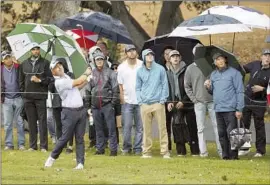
[167,50,200,157]
[85,51,119,156]
[136,48,170,159]
[45,58,91,170]
[1,50,25,151]
[19,42,52,153]
[239,48,270,157]
[117,44,143,155]
[204,51,244,160]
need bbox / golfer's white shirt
[54,74,83,108]
[117,59,143,104]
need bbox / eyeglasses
[112,67,118,70]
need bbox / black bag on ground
[172,109,190,144]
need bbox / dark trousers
[53,108,74,147]
[165,105,172,151]
[89,124,96,144]
[216,112,238,159]
[173,110,199,155]
[24,99,48,150]
[51,107,86,164]
[242,103,266,155]
[92,104,118,152]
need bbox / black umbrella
[194,45,245,78]
[141,34,201,65]
[53,11,133,44]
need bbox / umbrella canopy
[6,23,87,78]
[141,34,201,65]
[200,5,270,29]
[194,45,245,78]
[66,29,98,50]
[169,14,251,37]
[54,11,133,44]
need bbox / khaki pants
[140,103,168,155]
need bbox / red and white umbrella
[66,29,98,50]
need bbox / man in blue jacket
[205,53,244,160]
[136,49,170,159]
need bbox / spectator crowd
[1,40,270,170]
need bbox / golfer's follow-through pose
[44,58,92,170]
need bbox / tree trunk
[110,1,150,51]
[155,1,183,36]
[40,1,81,23]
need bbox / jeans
[92,103,118,152]
[194,102,222,156]
[47,108,56,138]
[122,103,143,153]
[2,97,25,147]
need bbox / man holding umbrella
[19,42,52,152]
[204,53,244,160]
[239,49,270,157]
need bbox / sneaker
[28,148,36,151]
[163,153,171,159]
[122,150,132,156]
[73,163,84,170]
[41,149,47,153]
[18,146,25,151]
[141,154,152,159]
[44,156,55,167]
[4,146,13,151]
[254,153,263,158]
[200,153,209,158]
[94,151,105,155]
[110,151,117,156]
[238,149,250,156]
[177,154,186,157]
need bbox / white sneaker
[18,146,25,151]
[141,154,152,159]
[200,153,209,158]
[177,154,186,157]
[254,153,263,158]
[41,149,47,153]
[163,153,171,159]
[240,142,251,150]
[44,156,55,167]
[238,149,250,156]
[73,163,84,170]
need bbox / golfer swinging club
[44,58,91,170]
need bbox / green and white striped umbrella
[6,23,87,77]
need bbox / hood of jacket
[141,49,155,66]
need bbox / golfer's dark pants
[216,112,238,159]
[51,107,86,164]
[92,103,118,152]
[242,102,266,155]
[53,108,74,147]
[174,111,199,155]
[24,99,48,150]
[165,105,172,151]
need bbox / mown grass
[1,129,270,184]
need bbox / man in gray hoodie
[184,44,222,158]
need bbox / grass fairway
[1,131,270,184]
